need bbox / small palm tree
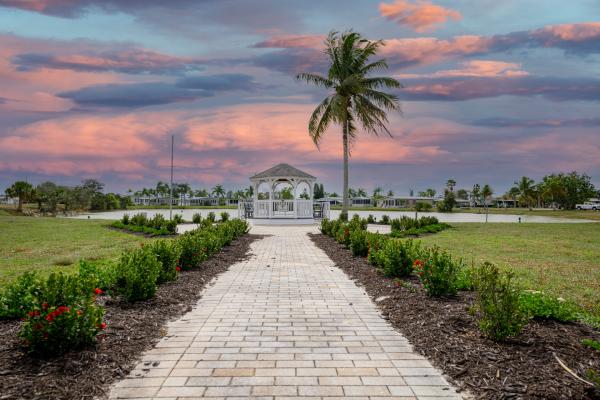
[297,31,402,219]
[515,176,535,209]
[481,184,493,222]
[211,184,225,198]
[5,181,33,212]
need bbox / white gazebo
[238,163,329,224]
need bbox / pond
[69,208,593,224]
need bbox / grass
[0,214,148,286]
[461,207,600,221]
[417,223,600,317]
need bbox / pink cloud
[253,34,325,49]
[397,60,528,79]
[379,0,461,32]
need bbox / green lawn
[461,207,600,221]
[417,223,600,316]
[0,214,147,286]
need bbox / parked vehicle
[575,202,599,210]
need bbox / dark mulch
[310,233,600,400]
[0,234,262,400]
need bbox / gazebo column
[291,179,298,219]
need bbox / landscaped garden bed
[310,218,600,399]
[0,220,258,399]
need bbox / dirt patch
[0,234,262,400]
[310,233,600,400]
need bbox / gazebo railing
[238,199,322,219]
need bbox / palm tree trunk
[341,120,349,220]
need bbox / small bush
[455,263,475,291]
[414,248,462,297]
[114,247,161,302]
[177,232,208,270]
[148,240,181,283]
[173,214,184,224]
[0,272,42,319]
[220,212,229,222]
[339,211,348,222]
[380,215,390,225]
[380,239,414,278]
[206,212,216,223]
[336,224,351,247]
[415,202,432,212]
[519,291,577,322]
[121,214,130,224]
[367,214,376,223]
[366,234,389,267]
[474,262,527,341]
[192,213,202,224]
[78,259,118,291]
[130,213,147,226]
[349,229,369,257]
[320,218,331,235]
[19,272,105,356]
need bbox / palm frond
[363,76,402,90]
[308,96,335,147]
[295,73,333,88]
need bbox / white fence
[238,199,329,219]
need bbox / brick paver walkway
[109,225,461,399]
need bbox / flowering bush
[474,262,527,341]
[336,225,351,246]
[414,247,462,297]
[0,271,42,319]
[19,272,105,356]
[148,239,181,283]
[519,291,577,322]
[114,246,161,302]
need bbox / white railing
[238,199,330,220]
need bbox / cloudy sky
[0,0,599,195]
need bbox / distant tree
[539,172,596,209]
[419,188,436,198]
[348,188,357,198]
[330,192,339,198]
[386,189,394,196]
[245,185,254,199]
[513,176,536,209]
[446,179,456,192]
[195,188,209,197]
[456,189,468,200]
[357,188,367,197]
[313,183,325,199]
[226,190,233,199]
[409,188,414,197]
[81,179,104,194]
[299,188,310,199]
[5,181,33,211]
[280,187,294,200]
[211,184,226,198]
[437,187,456,212]
[481,184,493,222]
[472,184,481,206]
[35,181,62,212]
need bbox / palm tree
[296,31,402,219]
[514,176,535,209]
[5,181,33,212]
[481,184,493,223]
[446,179,456,192]
[211,184,225,198]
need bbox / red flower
[98,322,107,330]
[45,314,54,322]
[413,259,424,267]
[27,310,40,318]
[176,266,181,272]
[94,288,103,295]
[41,302,48,309]
[77,310,83,316]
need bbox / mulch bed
[0,234,262,400]
[309,233,600,400]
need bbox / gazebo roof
[250,163,316,180]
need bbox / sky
[0,0,599,195]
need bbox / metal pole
[169,134,174,221]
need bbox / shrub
[349,229,369,257]
[114,247,161,302]
[121,213,130,224]
[367,234,389,267]
[339,211,348,222]
[177,231,208,270]
[206,212,216,223]
[173,214,184,224]
[455,262,475,291]
[380,215,390,225]
[220,212,229,222]
[320,218,331,235]
[336,224,351,247]
[414,247,461,297]
[19,272,105,356]
[78,259,118,291]
[474,262,527,341]
[519,291,577,322]
[130,213,148,226]
[380,239,414,278]
[113,212,177,235]
[0,272,42,319]
[349,214,367,231]
[415,202,432,212]
[148,240,181,283]
[329,220,341,238]
[192,213,202,224]
[367,214,376,223]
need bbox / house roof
[250,163,316,180]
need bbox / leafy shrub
[474,262,527,341]
[415,202,432,212]
[177,231,208,270]
[0,272,42,319]
[148,240,181,283]
[336,224,351,246]
[519,291,577,322]
[114,247,161,302]
[367,234,389,267]
[349,214,367,231]
[455,263,475,291]
[173,214,184,224]
[582,338,600,351]
[121,214,130,224]
[380,215,390,225]
[320,218,331,235]
[220,212,229,222]
[329,219,341,238]
[206,212,216,223]
[349,229,369,257]
[192,213,202,224]
[414,247,462,296]
[112,212,177,235]
[367,214,376,223]
[339,211,348,222]
[380,239,415,278]
[19,272,105,356]
[78,259,118,291]
[130,213,148,226]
